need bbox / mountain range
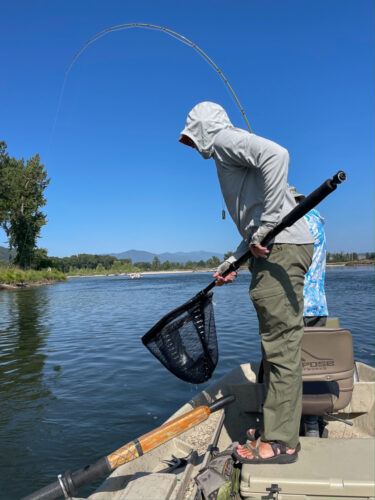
[110,249,224,264]
[0,246,223,264]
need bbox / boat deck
[83,361,374,500]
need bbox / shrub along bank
[0,267,66,286]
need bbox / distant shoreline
[67,269,211,278]
[1,262,373,290]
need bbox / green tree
[96,263,105,273]
[31,248,53,270]
[134,261,152,271]
[185,260,196,269]
[151,256,161,270]
[0,142,8,226]
[161,260,172,271]
[0,142,50,269]
[110,260,124,273]
[206,256,221,268]
[0,142,18,250]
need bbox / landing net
[142,292,218,384]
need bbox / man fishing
[179,102,314,464]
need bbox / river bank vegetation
[0,267,65,287]
[0,251,226,284]
[33,251,375,278]
[1,250,373,285]
[327,252,375,263]
[49,253,227,276]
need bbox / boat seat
[301,327,354,415]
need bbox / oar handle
[107,394,235,469]
[201,170,346,295]
[21,395,235,500]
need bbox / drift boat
[81,319,374,500]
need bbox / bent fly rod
[64,23,252,132]
[48,23,252,162]
[22,395,235,500]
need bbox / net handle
[201,171,346,296]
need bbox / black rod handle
[201,171,346,295]
[261,170,346,248]
[21,457,110,500]
[208,394,236,413]
[21,480,63,500]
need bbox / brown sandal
[233,437,299,464]
[245,429,301,452]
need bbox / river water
[0,266,374,499]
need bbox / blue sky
[1,0,373,257]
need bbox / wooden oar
[22,395,235,500]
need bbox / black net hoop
[142,292,218,383]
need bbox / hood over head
[180,102,233,159]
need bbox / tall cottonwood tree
[0,141,50,269]
[0,142,15,245]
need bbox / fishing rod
[66,23,252,133]
[205,170,348,284]
[22,395,235,500]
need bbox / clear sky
[1,0,373,257]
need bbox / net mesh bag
[142,292,218,383]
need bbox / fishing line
[44,74,69,164]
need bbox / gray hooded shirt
[180,102,313,258]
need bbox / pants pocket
[250,286,286,336]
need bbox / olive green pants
[249,243,313,448]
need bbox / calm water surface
[0,267,374,499]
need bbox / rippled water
[0,266,374,499]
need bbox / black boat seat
[301,328,354,415]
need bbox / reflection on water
[0,267,374,499]
[0,288,52,499]
[0,289,50,398]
